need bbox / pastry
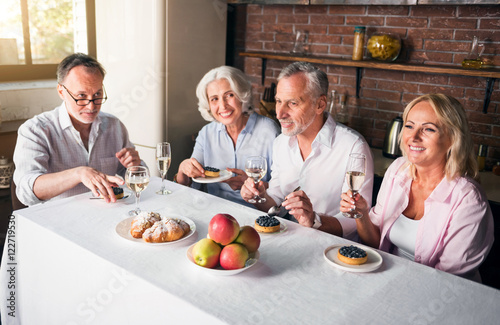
[142,218,190,243]
[204,166,220,177]
[337,245,368,265]
[255,215,281,233]
[130,212,161,238]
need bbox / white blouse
[388,214,420,260]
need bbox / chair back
[10,179,27,211]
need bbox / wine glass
[245,156,267,204]
[343,153,366,219]
[156,142,172,195]
[125,166,150,216]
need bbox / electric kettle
[383,116,403,158]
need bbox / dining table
[1,177,499,325]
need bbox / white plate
[90,188,131,200]
[192,170,232,184]
[186,244,259,276]
[115,215,196,245]
[253,221,288,235]
[323,244,383,273]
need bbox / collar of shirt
[287,112,336,152]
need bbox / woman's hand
[223,168,248,191]
[176,158,204,185]
[340,190,369,218]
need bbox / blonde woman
[340,94,493,281]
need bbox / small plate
[253,222,288,235]
[186,244,259,276]
[115,215,196,245]
[192,170,232,184]
[324,244,383,273]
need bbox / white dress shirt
[13,102,137,206]
[267,113,374,239]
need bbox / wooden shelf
[240,51,499,113]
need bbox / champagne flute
[125,166,150,216]
[245,156,267,204]
[343,153,366,219]
[156,142,172,195]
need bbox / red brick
[308,34,341,45]
[246,41,264,51]
[346,16,385,27]
[310,15,343,25]
[455,30,500,43]
[294,25,328,34]
[364,69,404,81]
[493,126,500,137]
[458,5,500,18]
[419,85,464,98]
[480,19,500,30]
[470,123,492,135]
[407,51,454,64]
[328,6,366,15]
[448,76,485,88]
[430,18,478,30]
[246,5,263,15]
[263,24,293,33]
[404,73,449,85]
[386,17,428,28]
[425,40,470,52]
[362,89,401,102]
[377,80,419,93]
[277,14,309,24]
[366,27,407,37]
[263,5,294,15]
[246,32,275,42]
[411,6,456,18]
[294,5,328,14]
[308,44,329,55]
[368,6,409,16]
[248,14,276,25]
[408,28,454,41]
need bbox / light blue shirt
[191,112,280,207]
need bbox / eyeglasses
[60,84,107,106]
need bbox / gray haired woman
[176,66,280,207]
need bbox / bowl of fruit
[367,33,402,62]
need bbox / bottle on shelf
[477,144,487,172]
[352,26,365,61]
[335,94,349,126]
[328,90,337,116]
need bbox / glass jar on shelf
[367,33,402,62]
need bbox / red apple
[234,225,260,254]
[208,213,240,246]
[220,243,249,270]
[191,238,221,269]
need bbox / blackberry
[112,187,123,195]
[339,245,367,258]
[204,166,220,172]
[256,215,280,227]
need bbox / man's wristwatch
[312,212,322,229]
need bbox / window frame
[0,0,96,82]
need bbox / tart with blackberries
[112,187,124,199]
[255,215,281,233]
[204,166,220,178]
[337,245,368,265]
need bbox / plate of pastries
[116,211,196,245]
[192,167,232,184]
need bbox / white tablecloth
[1,177,499,325]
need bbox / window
[0,0,96,82]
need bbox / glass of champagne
[245,156,267,204]
[343,153,366,219]
[125,166,150,216]
[156,142,172,195]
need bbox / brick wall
[228,4,500,169]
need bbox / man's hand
[282,190,315,227]
[79,167,125,203]
[223,168,248,191]
[116,147,141,168]
[240,177,266,202]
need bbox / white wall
[95,0,227,178]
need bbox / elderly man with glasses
[13,53,143,206]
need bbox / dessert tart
[130,212,161,238]
[255,215,281,233]
[337,245,368,265]
[204,166,220,177]
[112,187,124,199]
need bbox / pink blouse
[370,157,494,280]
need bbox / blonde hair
[399,94,479,181]
[195,66,252,122]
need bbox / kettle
[383,116,403,159]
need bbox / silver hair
[196,66,253,122]
[57,53,105,84]
[277,61,328,99]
